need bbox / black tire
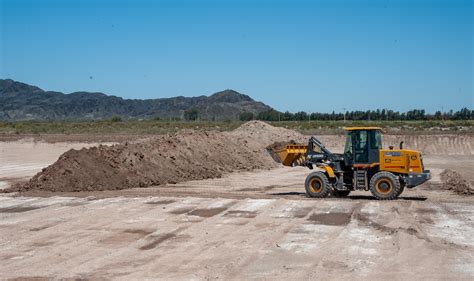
[369,171,401,200]
[332,190,351,198]
[397,184,405,197]
[305,172,331,198]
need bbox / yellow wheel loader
[276,127,430,200]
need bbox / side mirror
[399,141,404,149]
[389,146,394,150]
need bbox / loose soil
[440,169,474,195]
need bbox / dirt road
[0,138,473,280]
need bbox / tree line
[240,107,473,121]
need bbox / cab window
[353,131,368,163]
[369,130,382,149]
[354,131,367,150]
[344,134,352,155]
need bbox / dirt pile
[13,121,305,192]
[227,120,306,150]
[228,121,306,165]
[440,169,474,195]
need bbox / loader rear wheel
[369,171,401,200]
[305,172,331,198]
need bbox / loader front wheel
[369,171,401,200]
[305,172,331,198]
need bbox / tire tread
[305,172,331,198]
[369,171,401,200]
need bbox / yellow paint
[318,165,336,178]
[379,149,423,174]
[277,144,307,166]
[309,178,323,193]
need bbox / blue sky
[0,0,472,113]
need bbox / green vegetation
[184,108,199,121]
[253,108,473,121]
[0,120,243,135]
[109,116,123,122]
[271,120,474,135]
[239,112,255,121]
[0,119,472,136]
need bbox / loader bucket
[276,144,308,166]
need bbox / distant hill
[0,79,272,121]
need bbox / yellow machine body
[318,165,336,178]
[379,149,424,174]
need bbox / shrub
[110,116,122,122]
[239,112,254,121]
[184,108,199,121]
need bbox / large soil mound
[440,169,474,195]
[16,121,305,192]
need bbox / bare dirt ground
[0,132,473,280]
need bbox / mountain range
[0,79,272,121]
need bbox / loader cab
[343,127,382,165]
